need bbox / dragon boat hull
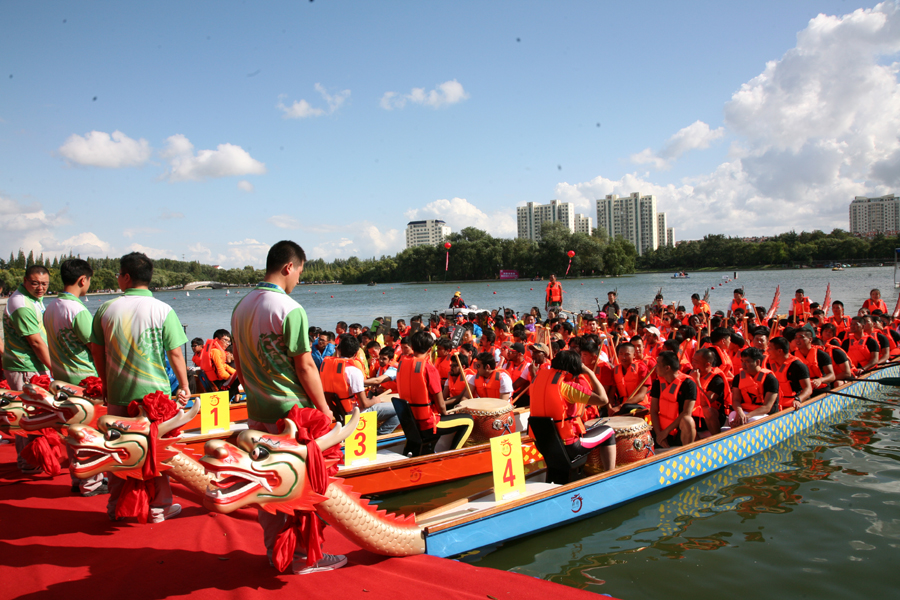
[417,366,898,558]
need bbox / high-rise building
[656,212,675,248]
[517,200,576,241]
[406,219,451,249]
[849,195,900,236]
[574,213,593,235]
[596,193,659,255]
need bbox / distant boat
[672,273,689,279]
[832,266,844,271]
[186,292,190,296]
[367,281,377,286]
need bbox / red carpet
[0,440,605,600]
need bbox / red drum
[584,416,653,475]
[457,398,515,446]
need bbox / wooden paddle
[826,389,900,408]
[623,366,653,405]
[453,353,474,399]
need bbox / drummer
[530,350,617,470]
[443,353,471,408]
[464,352,513,402]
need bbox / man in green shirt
[91,252,189,523]
[43,258,106,496]
[231,240,345,574]
[3,265,52,474]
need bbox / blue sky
[1,1,898,267]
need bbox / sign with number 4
[490,431,525,503]
[344,412,376,467]
[199,392,230,434]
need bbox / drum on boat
[456,398,515,446]
[584,416,654,475]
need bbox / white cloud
[631,120,725,169]
[237,180,254,193]
[309,222,403,260]
[277,83,350,119]
[58,130,152,168]
[123,227,163,239]
[225,238,270,266]
[42,232,112,257]
[380,80,469,110]
[267,214,301,229]
[0,195,73,258]
[161,134,267,182]
[405,197,516,237]
[160,211,184,220]
[569,3,900,240]
[126,243,177,260]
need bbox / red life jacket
[846,334,875,369]
[613,363,646,406]
[396,357,438,432]
[199,339,221,383]
[320,357,356,414]
[793,346,823,387]
[377,360,399,393]
[434,354,452,381]
[530,369,585,444]
[657,372,693,431]
[791,297,811,321]
[736,369,773,412]
[546,282,563,303]
[473,369,509,399]
[771,354,801,410]
[862,299,888,314]
[445,373,468,398]
[830,315,851,337]
[709,345,734,381]
[506,359,530,385]
[696,367,732,410]
[730,298,751,314]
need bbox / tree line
[636,229,900,271]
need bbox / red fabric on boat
[0,441,605,600]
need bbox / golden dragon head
[66,400,200,480]
[200,408,360,514]
[0,391,27,436]
[19,382,104,432]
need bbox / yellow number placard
[490,431,525,503]
[344,412,377,467]
[199,392,230,434]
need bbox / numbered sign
[344,412,377,467]
[199,392,230,434]
[490,431,526,503]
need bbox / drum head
[607,416,648,432]
[459,398,509,411]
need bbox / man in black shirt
[601,291,620,319]
[841,317,880,372]
[649,351,698,448]
[690,348,727,434]
[792,329,835,394]
[767,336,811,410]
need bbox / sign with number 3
[344,412,376,466]
[490,431,525,503]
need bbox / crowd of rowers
[195,286,898,474]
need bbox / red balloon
[444,242,452,249]
[567,250,575,258]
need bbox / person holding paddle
[650,351,699,448]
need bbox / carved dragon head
[19,383,104,432]
[66,401,200,479]
[200,408,360,514]
[0,391,27,436]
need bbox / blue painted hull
[422,367,894,557]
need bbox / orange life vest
[529,369,586,444]
[434,354,452,381]
[696,367,732,411]
[730,298,751,314]
[506,359,530,385]
[546,282,563,303]
[846,334,875,369]
[377,360,399,393]
[693,301,710,315]
[830,315,851,337]
[320,357,356,413]
[396,357,437,432]
[771,354,801,409]
[736,368,774,412]
[613,363,646,406]
[199,339,222,383]
[793,346,823,387]
[791,297,811,321]
[473,369,509,399]
[657,372,693,431]
[445,373,468,398]
[862,298,888,314]
[709,345,734,381]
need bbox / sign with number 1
[490,431,525,503]
[344,412,376,466]
[199,392,230,434]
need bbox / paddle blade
[875,377,900,386]
[823,283,831,318]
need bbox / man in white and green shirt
[91,252,189,523]
[231,240,345,575]
[3,265,52,474]
[43,258,106,496]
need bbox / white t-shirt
[344,364,365,395]
[466,372,513,394]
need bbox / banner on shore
[499,270,519,280]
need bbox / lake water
[71,264,900,342]
[59,266,900,598]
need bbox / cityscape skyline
[1,2,898,267]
